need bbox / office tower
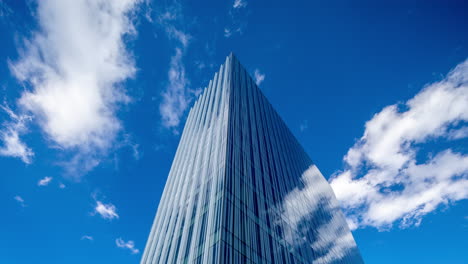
[141,53,364,264]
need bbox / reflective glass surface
[141,54,364,264]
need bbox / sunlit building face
[141,53,364,264]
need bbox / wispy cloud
[38,176,53,186]
[224,0,249,38]
[116,238,139,254]
[81,235,94,241]
[3,0,143,177]
[14,195,25,207]
[233,0,247,9]
[59,183,66,189]
[224,28,233,38]
[94,201,119,220]
[0,1,13,24]
[0,105,33,163]
[160,47,191,130]
[119,133,141,160]
[156,5,199,131]
[300,120,308,132]
[254,69,265,86]
[330,59,468,230]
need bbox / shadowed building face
[141,53,364,264]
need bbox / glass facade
[141,53,364,264]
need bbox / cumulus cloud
[157,6,199,131]
[94,201,119,220]
[0,105,33,163]
[14,195,25,207]
[330,59,468,230]
[254,69,265,86]
[116,238,139,254]
[277,165,361,263]
[38,176,53,186]
[3,0,142,176]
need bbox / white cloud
[166,26,190,49]
[14,195,25,207]
[447,126,468,140]
[160,47,190,130]
[224,26,243,39]
[118,133,141,160]
[38,176,53,186]
[0,105,33,163]
[5,0,142,175]
[330,58,468,230]
[233,0,247,9]
[224,28,232,38]
[157,7,198,131]
[81,235,94,241]
[276,165,360,263]
[94,201,119,220]
[130,142,140,160]
[59,183,66,189]
[194,61,206,70]
[116,238,139,254]
[254,69,265,86]
[224,0,248,38]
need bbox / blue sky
[1,0,467,263]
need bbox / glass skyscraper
[141,53,364,264]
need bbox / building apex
[227,51,238,63]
